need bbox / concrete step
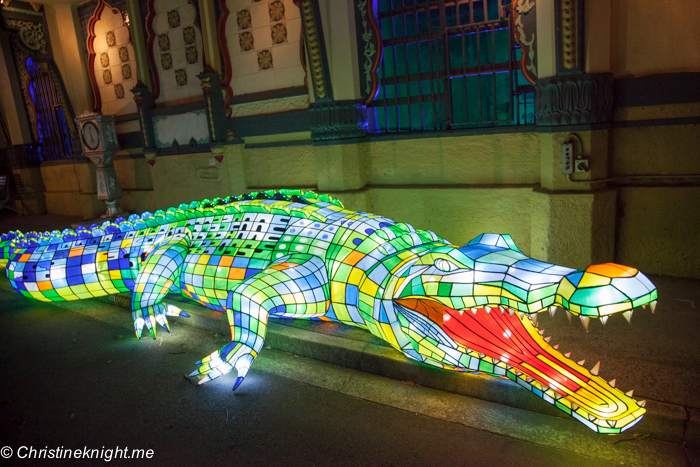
[94,291,697,448]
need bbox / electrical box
[562,143,574,174]
[575,158,590,173]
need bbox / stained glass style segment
[0,190,656,434]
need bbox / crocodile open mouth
[394,298,646,433]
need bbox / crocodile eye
[435,259,457,272]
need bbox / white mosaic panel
[224,0,305,96]
[92,7,138,116]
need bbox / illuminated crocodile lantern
[0,189,657,434]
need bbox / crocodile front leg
[131,230,192,338]
[190,255,330,390]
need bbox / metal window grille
[370,0,534,133]
[25,58,75,162]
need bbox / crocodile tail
[0,230,22,269]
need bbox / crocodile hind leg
[191,255,330,390]
[131,230,192,338]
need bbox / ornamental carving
[535,74,614,126]
[299,0,326,99]
[513,0,537,85]
[559,0,578,71]
[6,19,48,55]
[355,0,381,104]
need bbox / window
[370,0,534,133]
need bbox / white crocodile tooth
[529,314,538,326]
[650,300,657,313]
[590,361,601,376]
[564,352,571,358]
[577,359,586,366]
[571,403,579,411]
[553,344,559,349]
[518,311,524,319]
[499,305,505,314]
[588,414,597,422]
[458,309,464,315]
[565,310,573,323]
[485,306,491,314]
[638,400,646,407]
[642,304,647,309]
[506,364,513,371]
[600,316,609,326]
[478,352,486,359]
[471,307,478,315]
[580,316,590,332]
[623,310,633,324]
[607,419,617,428]
[626,390,634,397]
[509,308,515,317]
[554,392,565,400]
[525,376,534,383]
[538,329,545,336]
[608,378,616,388]
[549,306,558,318]
[544,336,551,343]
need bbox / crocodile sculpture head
[379,234,654,433]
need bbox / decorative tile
[186,46,198,64]
[236,9,252,30]
[114,83,125,99]
[106,30,116,47]
[175,68,188,86]
[100,52,110,68]
[183,26,196,45]
[167,10,181,28]
[158,34,170,51]
[257,49,273,70]
[103,69,113,85]
[269,1,285,22]
[121,63,132,80]
[239,31,254,52]
[271,23,287,44]
[160,53,173,70]
[118,46,129,62]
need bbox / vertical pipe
[492,24,497,121]
[425,0,438,130]
[413,5,425,130]
[391,17,400,131]
[400,0,413,131]
[476,24,482,122]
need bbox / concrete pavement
[0,287,694,467]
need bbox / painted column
[125,0,151,89]
[197,0,221,75]
[43,3,93,115]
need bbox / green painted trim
[210,139,244,148]
[536,123,611,133]
[612,116,700,129]
[151,99,207,117]
[115,113,140,123]
[613,73,700,108]
[231,109,310,138]
[364,124,538,143]
[230,86,308,104]
[245,140,311,149]
[40,158,90,167]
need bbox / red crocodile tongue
[396,298,590,394]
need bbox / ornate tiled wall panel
[90,5,139,115]
[221,0,305,98]
[150,0,205,104]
